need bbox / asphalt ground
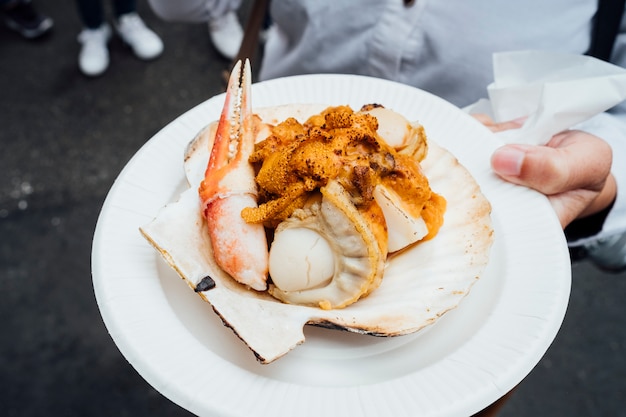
[1,2,625,416]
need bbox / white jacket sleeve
[569,9,626,246]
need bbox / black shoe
[3,0,53,39]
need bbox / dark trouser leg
[112,0,136,18]
[75,0,105,29]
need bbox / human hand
[473,115,616,228]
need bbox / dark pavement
[1,2,625,416]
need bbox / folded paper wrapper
[464,50,626,145]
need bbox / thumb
[490,144,569,195]
[491,140,610,196]
[490,135,613,227]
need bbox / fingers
[546,178,616,227]
[547,174,617,227]
[491,131,611,194]
[490,143,569,194]
[490,130,614,227]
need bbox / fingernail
[492,146,525,176]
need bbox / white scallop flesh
[268,181,385,310]
[362,106,412,149]
[269,227,335,292]
[373,184,428,253]
[361,106,427,161]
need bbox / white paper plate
[92,74,571,417]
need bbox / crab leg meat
[198,60,269,291]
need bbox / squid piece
[198,60,269,291]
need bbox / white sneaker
[208,11,243,60]
[77,24,111,76]
[115,12,163,60]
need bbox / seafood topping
[239,104,446,309]
[193,60,445,308]
[243,105,443,230]
[197,60,269,291]
[139,64,494,362]
[139,89,495,361]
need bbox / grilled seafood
[240,104,445,308]
[139,93,494,363]
[189,59,445,310]
[268,180,388,309]
[197,60,269,291]
[193,61,446,308]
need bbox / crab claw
[198,59,269,291]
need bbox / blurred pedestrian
[75,0,163,76]
[1,0,52,39]
[147,0,243,60]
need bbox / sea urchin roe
[242,105,445,239]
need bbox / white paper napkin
[465,50,626,145]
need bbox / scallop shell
[140,104,494,364]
